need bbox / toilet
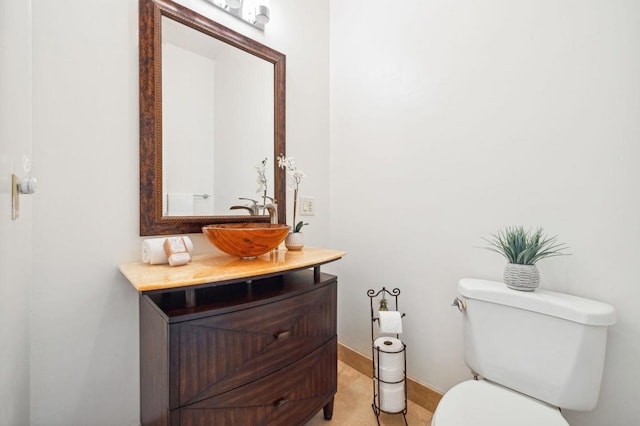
[432,278,616,426]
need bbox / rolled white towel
[142,236,193,264]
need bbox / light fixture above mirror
[206,0,271,31]
[225,0,242,8]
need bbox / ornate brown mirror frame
[139,0,286,236]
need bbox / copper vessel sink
[202,223,290,259]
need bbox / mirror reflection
[161,17,274,217]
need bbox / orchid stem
[293,188,298,231]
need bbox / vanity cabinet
[139,269,338,426]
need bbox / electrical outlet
[300,196,315,216]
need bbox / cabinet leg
[185,289,196,308]
[323,397,334,420]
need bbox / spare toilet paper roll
[376,365,404,383]
[378,310,403,334]
[373,337,405,382]
[379,381,406,413]
[142,236,194,264]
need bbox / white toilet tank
[458,279,616,411]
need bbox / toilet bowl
[432,279,616,426]
[431,380,568,426]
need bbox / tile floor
[306,361,433,425]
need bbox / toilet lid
[432,380,569,426]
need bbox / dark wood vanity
[120,248,344,426]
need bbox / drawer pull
[273,330,291,340]
[273,397,288,407]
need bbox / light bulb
[255,5,270,24]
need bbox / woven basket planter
[504,263,540,291]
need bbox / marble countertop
[119,246,346,292]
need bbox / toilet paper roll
[378,381,406,413]
[373,337,405,382]
[142,237,193,264]
[378,310,403,334]
[376,365,404,383]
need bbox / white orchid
[255,157,270,213]
[278,155,305,189]
[278,155,295,171]
[256,158,268,193]
[278,154,309,233]
[291,169,305,188]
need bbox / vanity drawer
[171,282,337,408]
[174,337,337,426]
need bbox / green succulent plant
[482,226,569,265]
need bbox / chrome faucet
[264,203,278,224]
[230,197,277,223]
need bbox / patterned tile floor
[306,361,433,425]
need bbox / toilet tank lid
[458,279,617,326]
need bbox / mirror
[139,0,286,236]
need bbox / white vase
[285,232,304,251]
[503,263,540,291]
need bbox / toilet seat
[431,380,569,426]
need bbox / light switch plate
[300,196,315,216]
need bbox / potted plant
[482,226,569,291]
[278,154,309,250]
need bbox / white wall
[330,1,640,425]
[0,0,32,424]
[27,0,329,425]
[30,0,141,424]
